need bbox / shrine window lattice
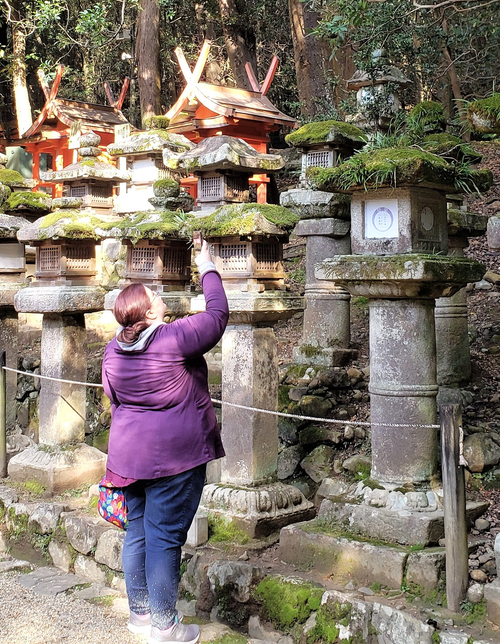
[39,247,60,272]
[226,176,247,200]
[66,246,92,271]
[200,176,222,200]
[255,243,279,271]
[131,247,156,273]
[163,247,187,275]
[70,186,87,198]
[220,244,248,272]
[306,150,332,169]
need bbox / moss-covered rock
[153,178,180,198]
[255,576,323,630]
[467,94,500,133]
[307,147,492,193]
[410,101,446,133]
[192,203,298,238]
[285,120,367,148]
[306,599,353,644]
[0,168,25,186]
[421,133,482,164]
[3,191,52,213]
[144,115,170,130]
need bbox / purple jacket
[102,270,229,480]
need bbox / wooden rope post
[0,351,6,478]
[440,403,468,612]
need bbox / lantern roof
[107,129,194,157]
[192,203,298,238]
[94,210,193,243]
[346,67,411,91]
[17,211,111,242]
[285,120,367,149]
[0,213,30,239]
[173,135,284,173]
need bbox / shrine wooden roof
[20,66,131,141]
[166,41,297,130]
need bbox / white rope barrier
[3,365,441,430]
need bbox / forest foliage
[0,0,499,137]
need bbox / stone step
[17,566,86,596]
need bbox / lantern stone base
[293,344,357,367]
[7,443,106,494]
[200,482,315,538]
[314,480,488,547]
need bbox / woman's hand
[194,240,213,267]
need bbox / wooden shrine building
[9,66,131,197]
[165,41,297,203]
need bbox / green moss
[432,632,441,644]
[421,134,482,164]
[410,101,446,133]
[0,499,5,522]
[307,599,353,644]
[461,598,486,625]
[192,203,298,237]
[308,147,455,192]
[352,296,369,308]
[299,426,325,444]
[467,94,500,133]
[286,120,367,147]
[153,178,179,190]
[203,635,248,644]
[100,210,192,242]
[4,191,51,213]
[360,478,384,490]
[80,158,97,167]
[207,513,249,545]
[353,461,371,481]
[278,385,292,410]
[144,115,171,130]
[300,344,322,358]
[287,364,309,379]
[21,480,46,498]
[255,576,324,630]
[0,168,25,186]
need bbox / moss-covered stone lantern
[194,203,297,292]
[40,132,130,219]
[97,210,193,292]
[17,212,102,286]
[285,121,366,187]
[309,147,492,256]
[173,136,283,213]
[107,123,194,214]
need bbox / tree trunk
[136,0,161,126]
[331,44,355,110]
[217,0,257,90]
[438,13,468,136]
[288,0,332,118]
[11,21,32,137]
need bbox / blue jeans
[122,464,206,629]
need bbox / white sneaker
[128,611,151,635]
[148,621,200,644]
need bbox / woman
[102,241,229,644]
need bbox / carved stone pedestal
[9,286,107,492]
[195,291,314,537]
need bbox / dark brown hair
[113,283,152,344]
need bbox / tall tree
[217,0,257,89]
[3,0,32,135]
[136,0,161,124]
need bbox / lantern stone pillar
[281,189,356,366]
[435,210,487,404]
[196,292,315,537]
[8,286,107,492]
[0,305,20,426]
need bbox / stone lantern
[307,147,489,544]
[285,121,366,187]
[280,121,367,366]
[41,131,130,220]
[346,51,411,128]
[174,135,283,213]
[10,214,107,492]
[193,204,314,537]
[107,123,194,214]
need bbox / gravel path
[0,570,140,644]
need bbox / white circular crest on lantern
[420,206,434,231]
